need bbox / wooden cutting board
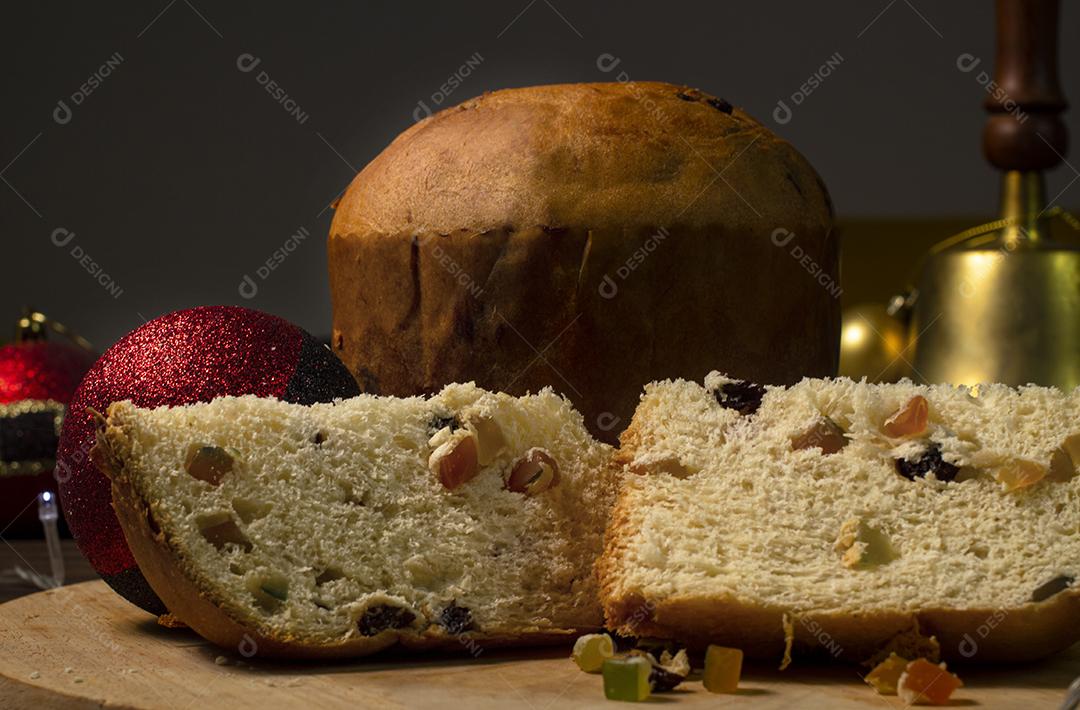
[0,580,1075,709]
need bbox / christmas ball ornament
[0,310,96,536]
[56,306,359,614]
[838,303,911,383]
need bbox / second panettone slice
[96,384,620,658]
[599,373,1080,664]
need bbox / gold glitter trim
[0,399,65,478]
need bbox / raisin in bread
[95,384,620,658]
[599,372,1080,664]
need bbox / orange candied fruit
[994,458,1047,492]
[883,396,929,438]
[897,658,963,705]
[864,653,908,694]
[791,417,848,455]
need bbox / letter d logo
[412,100,432,123]
[598,274,618,299]
[772,99,792,125]
[958,633,978,658]
[238,274,258,299]
[236,53,261,73]
[51,227,75,247]
[53,99,73,125]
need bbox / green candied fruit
[602,656,651,702]
[572,633,615,673]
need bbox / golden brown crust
[328,82,839,443]
[99,421,584,659]
[601,409,1080,665]
[600,580,1080,664]
[331,82,831,235]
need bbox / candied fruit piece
[506,448,560,496]
[197,514,252,552]
[894,444,958,482]
[429,433,479,490]
[883,395,929,438]
[897,658,962,705]
[259,579,288,602]
[469,415,507,466]
[247,574,289,612]
[791,416,848,454]
[703,645,743,694]
[602,656,651,702]
[658,649,690,681]
[835,518,898,569]
[994,458,1047,492]
[572,633,614,673]
[865,653,909,694]
[713,380,766,416]
[185,445,234,485]
[1062,433,1080,465]
[1048,447,1077,482]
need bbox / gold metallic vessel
[910,172,1080,388]
[842,0,1077,388]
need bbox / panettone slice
[599,372,1080,664]
[96,384,620,658]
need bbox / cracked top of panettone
[330,82,832,238]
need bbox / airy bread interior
[102,384,618,645]
[606,373,1080,621]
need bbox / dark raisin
[649,665,686,692]
[313,431,327,445]
[439,600,474,635]
[713,380,767,416]
[894,444,959,482]
[358,604,415,636]
[675,91,697,102]
[1032,575,1074,603]
[428,413,460,434]
[626,650,686,692]
[706,96,733,114]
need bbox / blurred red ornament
[0,310,96,537]
[56,305,360,614]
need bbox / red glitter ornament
[0,311,96,536]
[56,306,359,613]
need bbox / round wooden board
[0,581,1076,709]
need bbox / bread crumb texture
[603,373,1080,659]
[103,383,619,647]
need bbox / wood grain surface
[0,580,1077,709]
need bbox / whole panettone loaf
[600,373,1080,664]
[96,385,620,658]
[329,82,838,443]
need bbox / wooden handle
[982,0,1068,171]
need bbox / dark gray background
[2,1,1078,349]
